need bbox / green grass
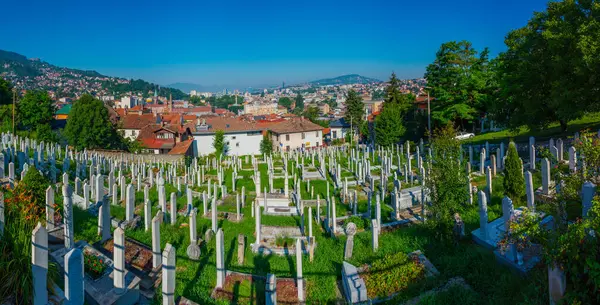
[464,112,600,144]
[68,156,556,305]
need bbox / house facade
[329,118,351,141]
[191,117,263,156]
[269,117,324,151]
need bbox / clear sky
[0,0,550,88]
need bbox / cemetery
[3,128,600,305]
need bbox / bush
[503,141,524,200]
[343,216,369,230]
[18,168,51,210]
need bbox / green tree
[503,141,524,200]
[295,93,304,111]
[213,130,226,156]
[260,132,273,155]
[0,78,12,105]
[18,90,54,130]
[189,95,202,105]
[493,1,600,132]
[64,94,121,150]
[374,102,406,146]
[278,97,293,110]
[344,89,363,129]
[425,124,469,241]
[303,106,320,122]
[35,124,57,143]
[374,73,414,146]
[425,41,495,130]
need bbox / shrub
[503,141,524,199]
[343,216,369,230]
[18,168,50,210]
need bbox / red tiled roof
[168,139,194,155]
[191,117,261,133]
[140,138,175,149]
[120,114,156,129]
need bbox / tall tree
[425,41,494,130]
[18,90,54,130]
[64,94,121,150]
[344,89,364,128]
[374,102,406,146]
[374,73,414,146]
[213,130,226,156]
[493,0,600,132]
[294,93,304,111]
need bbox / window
[236,143,240,147]
[301,132,305,139]
[286,134,290,141]
[286,145,290,151]
[232,136,236,140]
[333,131,337,138]
[315,131,318,137]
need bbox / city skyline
[1,0,549,88]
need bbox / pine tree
[344,89,364,128]
[503,141,524,199]
[374,73,414,146]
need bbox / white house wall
[193,132,262,156]
[272,130,322,151]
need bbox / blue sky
[0,0,549,88]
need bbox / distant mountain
[309,74,381,86]
[0,49,188,99]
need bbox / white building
[116,96,140,109]
[191,117,263,156]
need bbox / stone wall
[88,150,185,163]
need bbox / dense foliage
[493,0,600,132]
[425,124,469,240]
[17,90,55,131]
[503,142,524,200]
[278,97,293,110]
[0,78,12,105]
[344,89,364,129]
[425,41,495,130]
[65,94,122,150]
[374,73,414,146]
